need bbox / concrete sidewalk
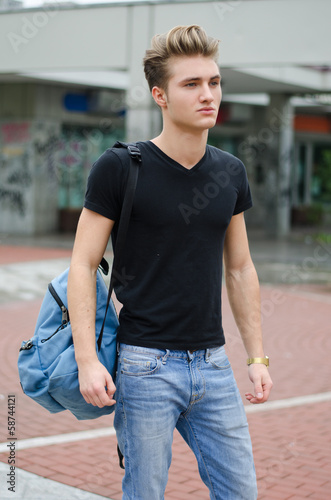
[0,231,331,499]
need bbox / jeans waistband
[118,343,224,362]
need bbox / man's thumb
[255,385,263,399]
[105,373,116,395]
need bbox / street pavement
[0,229,330,500]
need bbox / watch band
[247,356,269,367]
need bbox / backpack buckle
[127,145,141,162]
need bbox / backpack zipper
[48,283,69,324]
[39,283,70,343]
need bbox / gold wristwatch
[247,356,269,367]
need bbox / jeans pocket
[119,350,160,377]
[208,346,231,370]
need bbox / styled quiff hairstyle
[143,25,219,92]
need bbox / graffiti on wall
[0,122,61,222]
[0,123,33,217]
[0,121,123,227]
[33,123,60,182]
[56,126,123,209]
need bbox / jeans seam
[182,415,217,500]
[193,364,206,405]
[119,389,134,499]
[182,362,206,417]
[209,361,231,370]
[120,357,161,377]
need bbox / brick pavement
[0,245,72,265]
[0,243,331,499]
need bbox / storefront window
[294,142,331,206]
[312,145,331,204]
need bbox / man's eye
[186,83,196,87]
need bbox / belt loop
[205,348,210,363]
[162,349,170,364]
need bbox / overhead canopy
[1,0,331,95]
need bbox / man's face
[162,55,222,133]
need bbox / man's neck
[151,128,209,170]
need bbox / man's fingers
[247,364,273,404]
[93,380,116,407]
[245,392,267,404]
[83,384,115,407]
[105,373,116,396]
[96,394,116,408]
[254,384,263,400]
[245,379,273,404]
[79,364,116,408]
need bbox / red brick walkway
[0,245,72,265]
[0,245,330,499]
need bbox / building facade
[0,0,330,236]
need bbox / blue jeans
[114,344,257,500]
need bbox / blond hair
[143,25,219,92]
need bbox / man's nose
[200,84,214,102]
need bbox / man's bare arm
[68,208,116,408]
[223,213,273,404]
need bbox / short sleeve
[84,149,126,221]
[233,160,253,215]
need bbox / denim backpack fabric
[18,265,118,420]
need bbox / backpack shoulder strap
[110,141,141,269]
[97,141,141,351]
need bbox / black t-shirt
[84,140,252,350]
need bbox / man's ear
[152,86,167,108]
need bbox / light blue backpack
[17,142,141,420]
[18,261,118,419]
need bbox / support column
[125,5,161,142]
[264,94,294,238]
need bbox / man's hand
[78,359,116,408]
[245,364,273,404]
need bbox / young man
[68,25,273,499]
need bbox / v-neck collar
[146,141,208,175]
